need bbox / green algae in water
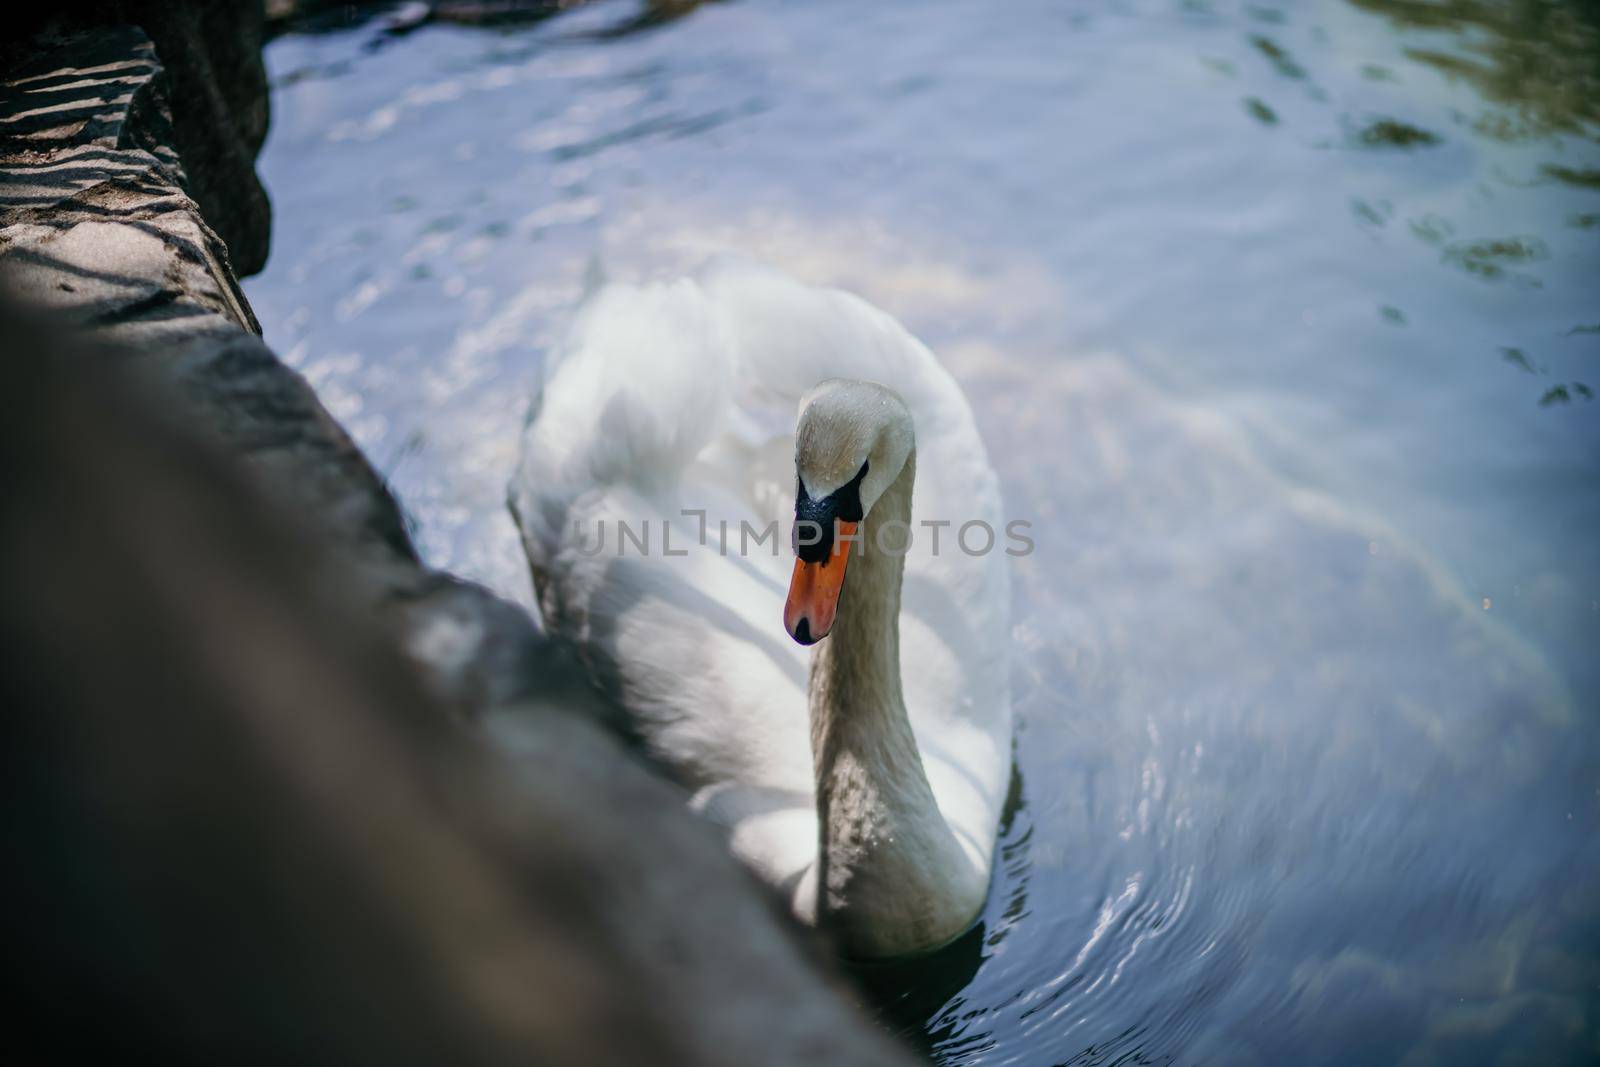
[1441,235,1549,281]
[1409,214,1455,245]
[1542,164,1600,190]
[1538,383,1595,406]
[1357,118,1440,147]
[1500,346,1537,373]
[1470,109,1555,142]
[1351,198,1390,226]
[1244,97,1279,125]
[1250,34,1306,79]
[1347,0,1600,139]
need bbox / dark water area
[249,1,1600,1062]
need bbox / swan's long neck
[808,449,986,957]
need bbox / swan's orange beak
[784,521,856,645]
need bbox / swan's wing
[516,278,734,505]
[513,275,751,610]
[511,273,815,787]
[518,258,989,539]
[697,258,945,407]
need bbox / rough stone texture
[0,26,259,336]
[0,24,476,703]
[128,0,273,275]
[0,19,916,1064]
[2,2,272,275]
[0,13,622,734]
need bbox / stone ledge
[1,26,258,336]
[0,23,522,709]
[4,2,273,276]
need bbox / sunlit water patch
[248,1,1600,1062]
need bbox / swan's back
[512,262,1012,909]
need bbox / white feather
[511,261,1012,942]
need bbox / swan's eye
[832,460,870,523]
[793,460,869,563]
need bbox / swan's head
[784,379,914,645]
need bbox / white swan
[510,261,1013,958]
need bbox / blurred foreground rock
[0,16,916,1066]
[0,311,911,1065]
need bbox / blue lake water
[248,1,1600,1061]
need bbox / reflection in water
[846,759,1028,1060]
[248,0,1600,1062]
[848,910,992,1058]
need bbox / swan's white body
[510,262,1012,956]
